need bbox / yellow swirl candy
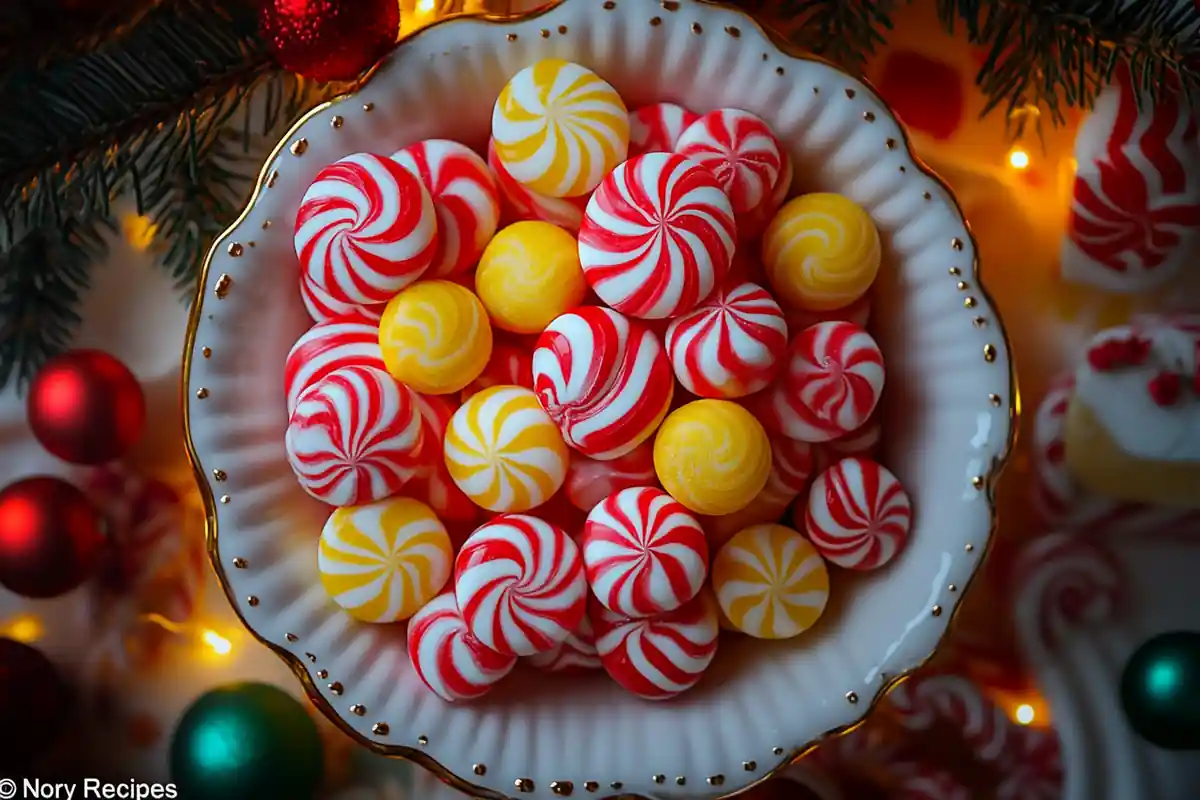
[444,385,569,512]
[711,523,829,639]
[653,399,771,516]
[317,497,453,623]
[492,59,630,199]
[475,221,587,334]
[379,279,493,395]
[761,193,881,311]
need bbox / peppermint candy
[804,457,911,570]
[407,592,516,702]
[783,293,871,337]
[284,316,385,415]
[487,139,589,232]
[299,273,384,324]
[564,442,657,512]
[628,102,699,156]
[461,342,533,402]
[525,611,601,672]
[401,392,479,524]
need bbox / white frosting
[1074,320,1200,463]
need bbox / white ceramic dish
[182,1,1017,797]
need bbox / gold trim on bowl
[181,1,1019,797]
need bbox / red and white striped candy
[564,441,657,512]
[299,273,385,323]
[454,514,588,657]
[525,610,601,672]
[702,437,815,546]
[407,591,516,702]
[285,365,425,507]
[676,109,784,236]
[487,139,589,232]
[805,457,911,570]
[578,152,736,319]
[784,293,871,336]
[742,147,794,240]
[665,280,788,398]
[284,316,385,415]
[628,102,699,157]
[402,392,479,524]
[762,321,885,442]
[892,766,972,800]
[816,415,882,470]
[294,153,439,305]
[582,487,709,617]
[532,306,674,460]
[592,590,719,700]
[461,342,533,402]
[392,139,500,278]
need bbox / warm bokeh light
[201,629,232,656]
[1008,148,1030,170]
[2,614,43,643]
[1015,703,1036,725]
[121,213,158,251]
[416,0,435,11]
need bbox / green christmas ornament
[170,682,324,800]
[1120,631,1200,751]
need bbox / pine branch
[738,0,908,74]
[0,0,156,69]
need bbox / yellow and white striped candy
[711,523,829,639]
[318,497,453,623]
[379,279,493,395]
[492,59,629,199]
[444,385,569,512]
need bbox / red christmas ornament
[259,0,400,83]
[27,349,145,465]
[0,476,107,599]
[0,638,73,770]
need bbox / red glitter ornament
[0,638,73,770]
[27,349,145,465]
[0,476,107,599]
[259,0,400,83]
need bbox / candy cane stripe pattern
[401,392,479,524]
[294,153,439,305]
[299,273,385,324]
[805,457,912,570]
[712,523,829,639]
[533,307,674,460]
[764,321,885,442]
[592,590,719,699]
[582,487,709,617]
[628,102,699,157]
[317,497,453,622]
[665,280,788,398]
[285,365,425,506]
[444,385,569,513]
[579,152,736,319]
[391,139,500,278]
[454,514,588,656]
[564,441,657,512]
[407,591,517,702]
[526,611,601,672]
[676,109,784,234]
[492,59,629,198]
[284,316,385,415]
[487,139,589,232]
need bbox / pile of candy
[282,58,914,703]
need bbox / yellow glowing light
[416,0,436,11]
[201,629,232,656]
[1008,149,1031,170]
[2,615,43,643]
[122,213,158,251]
[1014,704,1035,725]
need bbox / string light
[416,0,436,11]
[1014,704,1036,725]
[1008,148,1031,170]
[1,615,43,643]
[140,613,233,657]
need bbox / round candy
[299,273,385,324]
[762,193,881,311]
[475,221,587,334]
[784,292,871,336]
[487,140,589,232]
[317,496,452,622]
[702,435,817,545]
[741,143,794,240]
[628,102,699,157]
[379,279,493,395]
[454,514,588,656]
[526,611,601,672]
[285,365,425,506]
[492,59,629,198]
[284,316,384,415]
[804,457,912,570]
[676,109,785,236]
[532,306,674,460]
[294,152,438,305]
[653,399,771,516]
[402,393,479,524]
[444,385,569,513]
[665,280,788,398]
[762,320,885,442]
[461,342,533,402]
[592,591,719,700]
[815,414,882,470]
[582,486,709,618]
[578,152,736,319]
[407,591,517,702]
[564,441,657,512]
[711,523,829,639]
[391,139,500,278]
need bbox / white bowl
[182,1,1017,797]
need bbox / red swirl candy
[816,414,883,470]
[392,139,500,278]
[284,316,385,415]
[299,272,384,323]
[294,153,439,305]
[804,457,912,570]
[532,306,674,460]
[401,392,479,524]
[285,365,425,506]
[784,293,872,336]
[593,591,719,700]
[628,102,699,157]
[665,280,788,398]
[487,139,589,232]
[564,441,657,512]
[526,610,601,673]
[407,591,516,702]
[578,152,736,319]
[461,342,533,402]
